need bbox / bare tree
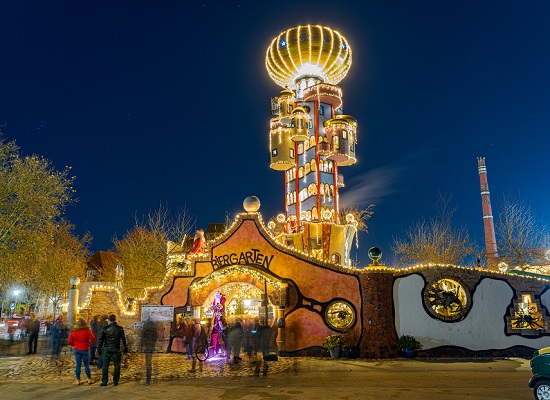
[341,204,375,233]
[392,194,475,266]
[112,204,195,298]
[495,196,549,268]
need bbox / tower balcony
[303,83,343,109]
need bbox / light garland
[265,25,352,89]
[78,265,191,316]
[190,265,284,291]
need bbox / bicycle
[195,333,226,361]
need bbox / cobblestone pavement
[0,352,298,384]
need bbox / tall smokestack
[477,157,498,270]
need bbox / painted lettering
[211,249,275,270]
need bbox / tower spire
[477,157,498,270]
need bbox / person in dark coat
[26,313,40,354]
[140,320,158,385]
[89,315,100,365]
[96,314,109,368]
[51,315,68,359]
[226,319,244,363]
[97,314,127,387]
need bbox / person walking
[51,315,68,359]
[67,318,95,385]
[97,314,127,387]
[26,313,40,354]
[226,319,244,363]
[140,320,158,385]
[89,315,100,365]
[96,314,109,369]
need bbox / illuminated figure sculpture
[265,25,360,267]
[211,292,226,355]
[191,229,206,256]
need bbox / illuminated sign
[212,248,274,270]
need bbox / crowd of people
[5,303,278,386]
[175,314,276,363]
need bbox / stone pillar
[276,305,285,355]
[67,276,81,327]
[359,270,398,358]
[193,306,201,321]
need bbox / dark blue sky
[1,1,549,266]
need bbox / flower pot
[403,348,416,359]
[329,346,340,359]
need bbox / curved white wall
[394,274,550,350]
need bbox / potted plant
[397,334,422,358]
[322,334,343,359]
[341,329,360,359]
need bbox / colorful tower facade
[265,25,359,267]
[477,157,499,270]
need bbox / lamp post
[13,289,21,317]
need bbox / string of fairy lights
[266,25,352,90]
[77,210,550,318]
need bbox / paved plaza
[0,342,537,400]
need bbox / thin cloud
[340,147,433,208]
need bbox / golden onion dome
[279,88,295,98]
[335,114,357,127]
[266,25,352,89]
[324,114,357,128]
[292,106,307,114]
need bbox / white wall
[394,274,550,350]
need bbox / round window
[325,300,355,331]
[424,278,471,322]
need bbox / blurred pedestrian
[51,315,68,359]
[140,320,158,385]
[89,315,100,365]
[186,319,201,360]
[97,314,128,387]
[68,317,95,385]
[96,314,109,369]
[26,313,40,354]
[226,319,243,363]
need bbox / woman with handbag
[68,318,95,385]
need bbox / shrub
[322,334,343,350]
[397,334,422,350]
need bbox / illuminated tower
[265,25,359,267]
[477,157,498,270]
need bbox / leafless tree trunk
[111,203,195,299]
[392,194,475,266]
[495,196,549,269]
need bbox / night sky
[1,1,549,266]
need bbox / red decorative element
[323,223,331,259]
[191,229,206,256]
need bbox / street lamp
[13,290,21,317]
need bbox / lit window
[272,149,278,157]
[279,38,286,48]
[289,148,294,159]
[342,130,347,139]
[319,105,324,116]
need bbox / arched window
[333,135,340,150]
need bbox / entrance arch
[188,265,288,307]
